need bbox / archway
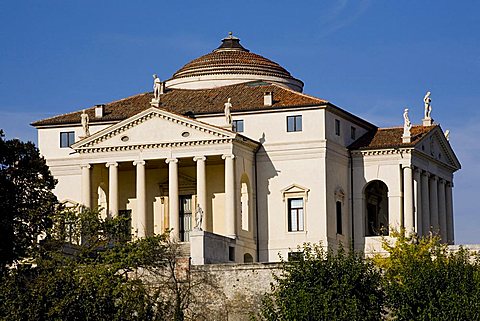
[364,180,389,236]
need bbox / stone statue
[194,204,204,230]
[424,91,432,119]
[224,98,232,125]
[153,74,162,100]
[444,129,450,141]
[81,109,90,136]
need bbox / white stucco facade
[33,35,460,264]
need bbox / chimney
[95,104,105,118]
[264,92,273,106]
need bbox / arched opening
[244,253,254,263]
[364,180,389,236]
[98,183,107,218]
[240,174,250,231]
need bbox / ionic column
[421,171,430,235]
[446,182,454,244]
[133,160,146,238]
[403,166,414,234]
[80,164,91,208]
[193,156,207,231]
[166,158,179,240]
[438,179,447,242]
[414,168,422,236]
[222,154,236,238]
[106,162,119,217]
[429,175,439,233]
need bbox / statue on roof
[224,97,232,125]
[424,91,432,119]
[194,204,204,231]
[153,74,162,101]
[81,109,90,136]
[402,108,412,143]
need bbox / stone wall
[190,262,281,321]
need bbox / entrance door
[179,195,192,242]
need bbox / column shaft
[414,169,422,236]
[429,176,439,233]
[223,154,236,238]
[403,166,414,234]
[421,172,430,235]
[81,164,91,208]
[438,179,447,242]
[167,158,179,240]
[194,156,207,231]
[106,162,119,217]
[446,182,454,244]
[134,160,146,238]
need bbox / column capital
[446,181,454,188]
[80,164,91,169]
[430,175,438,182]
[222,154,235,160]
[165,158,178,164]
[133,160,146,166]
[414,166,422,174]
[193,156,207,162]
[438,178,446,184]
[105,162,119,168]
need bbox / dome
[165,33,304,92]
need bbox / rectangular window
[351,126,356,140]
[288,198,304,232]
[287,115,302,132]
[229,246,235,261]
[335,119,341,136]
[288,251,303,261]
[118,210,132,242]
[336,201,343,235]
[232,120,244,132]
[60,131,75,148]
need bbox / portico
[71,107,259,262]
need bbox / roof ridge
[269,83,328,103]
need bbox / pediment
[281,184,310,200]
[414,126,461,170]
[71,107,236,152]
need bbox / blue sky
[1,1,479,243]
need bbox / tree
[375,230,480,321]
[256,243,385,321]
[0,129,58,272]
[0,206,172,320]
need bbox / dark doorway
[179,195,192,242]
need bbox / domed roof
[166,33,304,92]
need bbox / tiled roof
[349,125,436,150]
[31,81,328,127]
[171,50,296,80]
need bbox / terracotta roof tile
[349,125,436,150]
[32,81,327,127]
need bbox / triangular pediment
[414,126,461,170]
[281,183,310,199]
[71,107,236,152]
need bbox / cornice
[76,138,234,154]
[351,148,413,157]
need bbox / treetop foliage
[0,130,58,271]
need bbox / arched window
[365,180,389,236]
[244,253,253,263]
[240,174,250,231]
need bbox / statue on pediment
[424,91,432,119]
[402,108,412,143]
[153,74,162,101]
[224,97,232,125]
[81,109,90,136]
